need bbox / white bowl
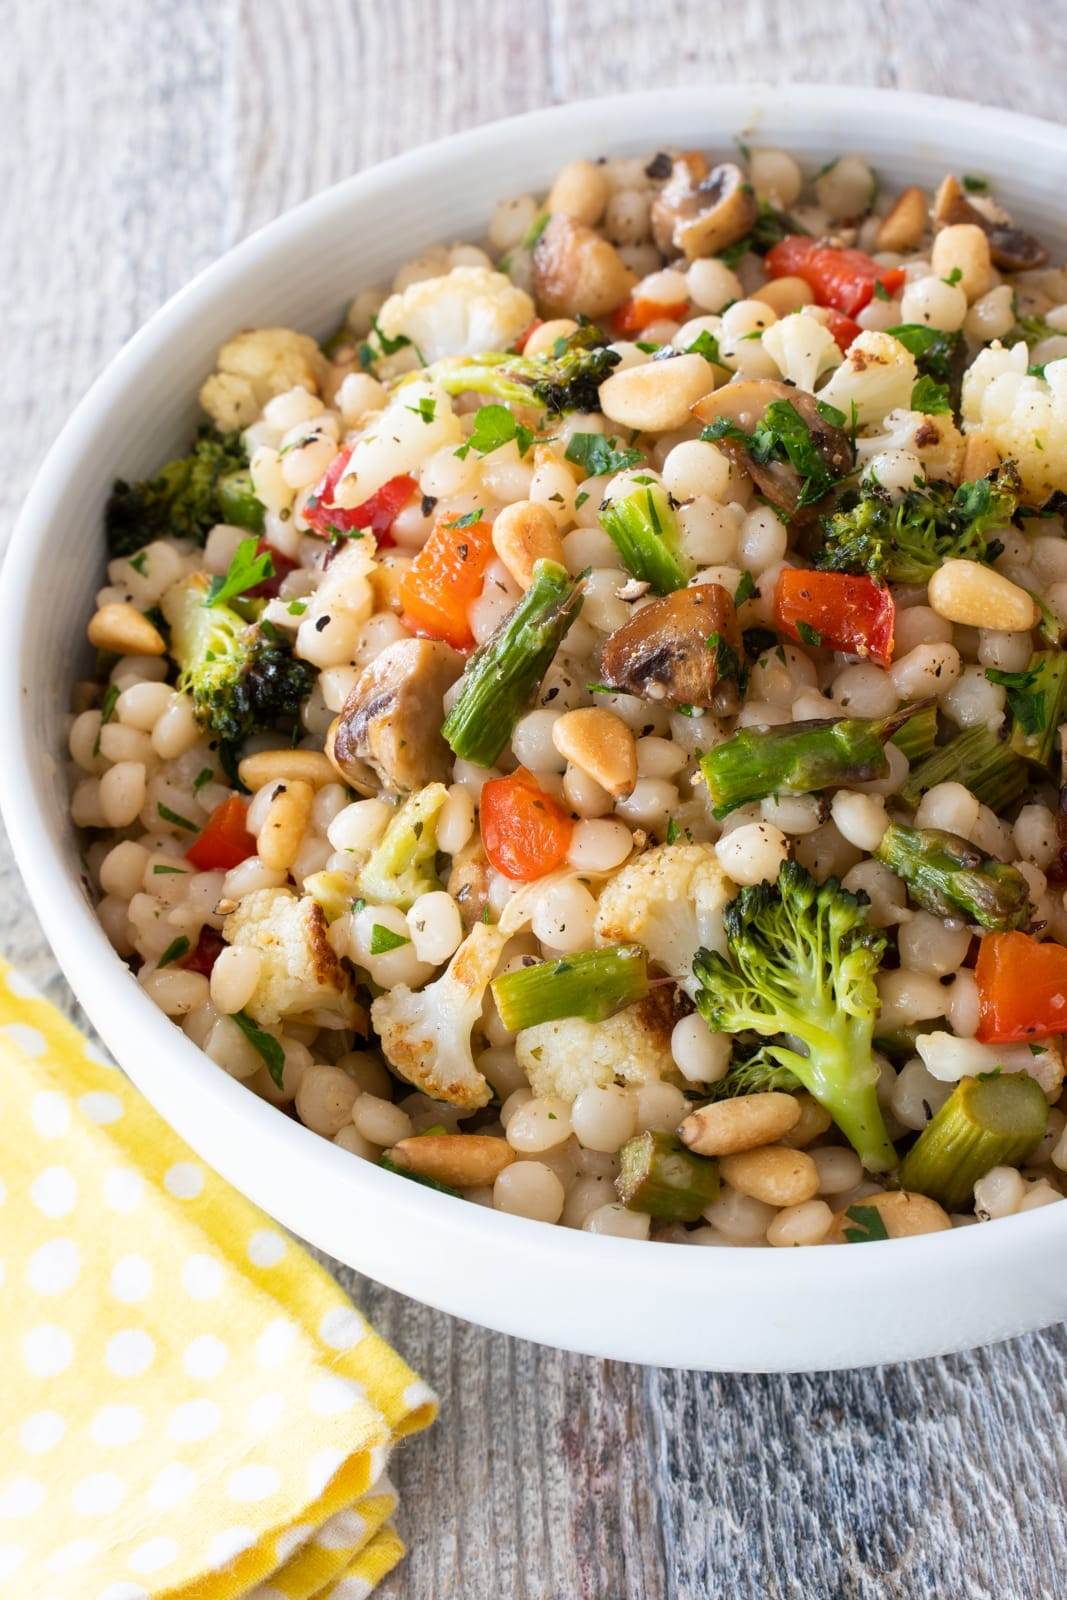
[5,84,1067,1371]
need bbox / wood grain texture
[3,2,1067,1594]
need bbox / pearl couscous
[75,145,1067,1246]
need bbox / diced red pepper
[823,308,863,353]
[399,515,496,651]
[514,318,545,353]
[185,795,257,872]
[975,931,1067,1043]
[612,296,691,338]
[480,768,574,882]
[181,926,227,977]
[774,568,895,668]
[765,236,906,318]
[304,447,417,548]
[245,538,299,600]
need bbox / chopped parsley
[703,398,845,511]
[842,1203,890,1243]
[205,536,273,608]
[705,630,742,682]
[887,323,963,385]
[157,936,190,969]
[92,684,120,756]
[873,280,891,302]
[369,923,410,955]
[985,662,1046,736]
[406,396,437,424]
[795,621,823,648]
[455,403,534,460]
[686,329,722,365]
[910,375,952,415]
[450,508,485,529]
[157,803,198,833]
[231,1011,285,1087]
[564,433,643,478]
[733,570,758,606]
[942,266,963,287]
[128,550,149,575]
[286,599,308,616]
[152,864,189,876]
[192,768,214,794]
[962,174,989,193]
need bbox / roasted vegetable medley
[73,142,1067,1246]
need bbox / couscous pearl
[896,911,971,977]
[915,781,980,836]
[862,449,923,497]
[566,818,633,872]
[715,823,789,886]
[890,1057,953,1132]
[583,1204,651,1239]
[140,968,209,1017]
[511,709,565,773]
[209,946,262,1015]
[766,1199,833,1248]
[811,1147,863,1195]
[634,1082,688,1133]
[1014,805,1058,869]
[736,508,787,574]
[564,764,614,819]
[662,439,732,503]
[327,799,393,854]
[407,891,463,965]
[116,681,173,732]
[614,778,677,832]
[832,663,899,719]
[876,969,947,1032]
[678,498,741,565]
[889,643,961,700]
[99,839,150,900]
[900,274,968,332]
[493,1162,565,1223]
[974,1166,1026,1221]
[352,1094,413,1146]
[703,1186,776,1243]
[686,257,743,312]
[571,1085,637,1153]
[635,736,687,779]
[830,791,888,852]
[531,880,598,953]
[437,785,476,856]
[99,762,147,828]
[894,606,954,653]
[296,1065,360,1137]
[506,1097,574,1153]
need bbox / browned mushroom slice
[596,584,741,711]
[692,378,853,518]
[531,213,636,319]
[933,175,1048,272]
[650,159,758,262]
[325,636,463,795]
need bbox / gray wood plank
[4,2,1067,1596]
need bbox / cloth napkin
[0,958,437,1600]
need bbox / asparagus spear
[616,1131,720,1220]
[442,559,582,766]
[896,723,1028,812]
[897,1071,1048,1211]
[490,945,648,1033]
[699,703,923,819]
[890,702,938,763]
[875,822,1033,931]
[598,482,690,594]
[988,651,1067,770]
[217,467,266,533]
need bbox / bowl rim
[4,80,1067,1363]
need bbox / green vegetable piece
[885,323,964,385]
[205,536,274,609]
[699,1050,801,1101]
[616,1131,720,1221]
[426,324,620,415]
[875,822,1033,931]
[164,574,314,746]
[105,427,251,557]
[378,1153,463,1197]
[566,433,643,477]
[597,482,690,594]
[841,1203,890,1243]
[872,1022,938,1061]
[988,651,1067,770]
[304,870,356,924]
[890,702,938,763]
[217,467,266,532]
[157,936,190,969]
[896,723,1027,813]
[356,784,448,910]
[910,375,952,414]
[490,945,649,1033]
[699,704,921,819]
[898,1072,1049,1211]
[692,860,897,1173]
[442,560,582,767]
[454,403,533,460]
[369,923,410,955]
[231,1010,285,1088]
[703,397,847,512]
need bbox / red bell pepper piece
[765,236,906,318]
[480,768,574,882]
[181,926,227,977]
[612,296,690,338]
[185,795,257,872]
[513,318,544,353]
[774,568,895,669]
[399,514,496,651]
[304,447,417,547]
[823,308,863,353]
[975,931,1067,1043]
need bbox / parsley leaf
[192,767,214,794]
[128,550,149,575]
[942,266,963,287]
[455,404,533,461]
[450,508,485,529]
[158,802,198,833]
[886,324,963,385]
[565,433,643,477]
[406,396,437,424]
[842,1203,890,1243]
[704,398,846,511]
[985,663,1046,736]
[706,630,742,683]
[205,536,273,608]
[231,1011,286,1087]
[910,375,952,415]
[686,329,723,365]
[157,936,190,969]
[369,923,410,955]
[733,570,758,606]
[93,684,120,756]
[796,620,823,648]
[873,280,890,302]
[962,174,989,193]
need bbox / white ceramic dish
[5,84,1067,1371]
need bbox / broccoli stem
[1009,651,1067,769]
[700,704,921,819]
[597,483,689,594]
[890,702,938,763]
[897,724,1028,812]
[442,559,582,766]
[875,822,1033,931]
[217,468,266,532]
[897,1072,1048,1211]
[616,1131,720,1220]
[490,945,648,1033]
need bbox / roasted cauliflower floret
[374,267,535,365]
[593,842,735,997]
[817,330,918,428]
[762,312,842,393]
[222,887,360,1029]
[199,328,329,430]
[370,921,508,1109]
[961,344,1067,504]
[854,407,966,482]
[515,989,678,1103]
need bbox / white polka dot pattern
[0,958,436,1596]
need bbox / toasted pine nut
[257,779,314,871]
[239,749,338,791]
[389,1133,515,1188]
[371,552,412,614]
[598,352,717,433]
[88,602,166,657]
[875,185,928,253]
[961,431,1001,483]
[491,501,566,590]
[930,223,993,302]
[779,1092,834,1148]
[720,1145,820,1207]
[928,559,1038,632]
[751,275,815,316]
[552,707,637,798]
[679,1092,801,1157]
[523,318,580,358]
[826,1189,952,1243]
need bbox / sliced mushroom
[692,378,853,519]
[325,636,463,795]
[531,213,636,319]
[933,175,1048,272]
[650,158,758,262]
[596,584,742,712]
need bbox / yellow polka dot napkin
[0,959,437,1600]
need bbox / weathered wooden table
[4,3,1067,1593]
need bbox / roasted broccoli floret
[700,1050,802,1101]
[816,464,1020,585]
[105,428,259,557]
[425,324,620,414]
[692,860,897,1172]
[356,784,448,910]
[164,574,314,745]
